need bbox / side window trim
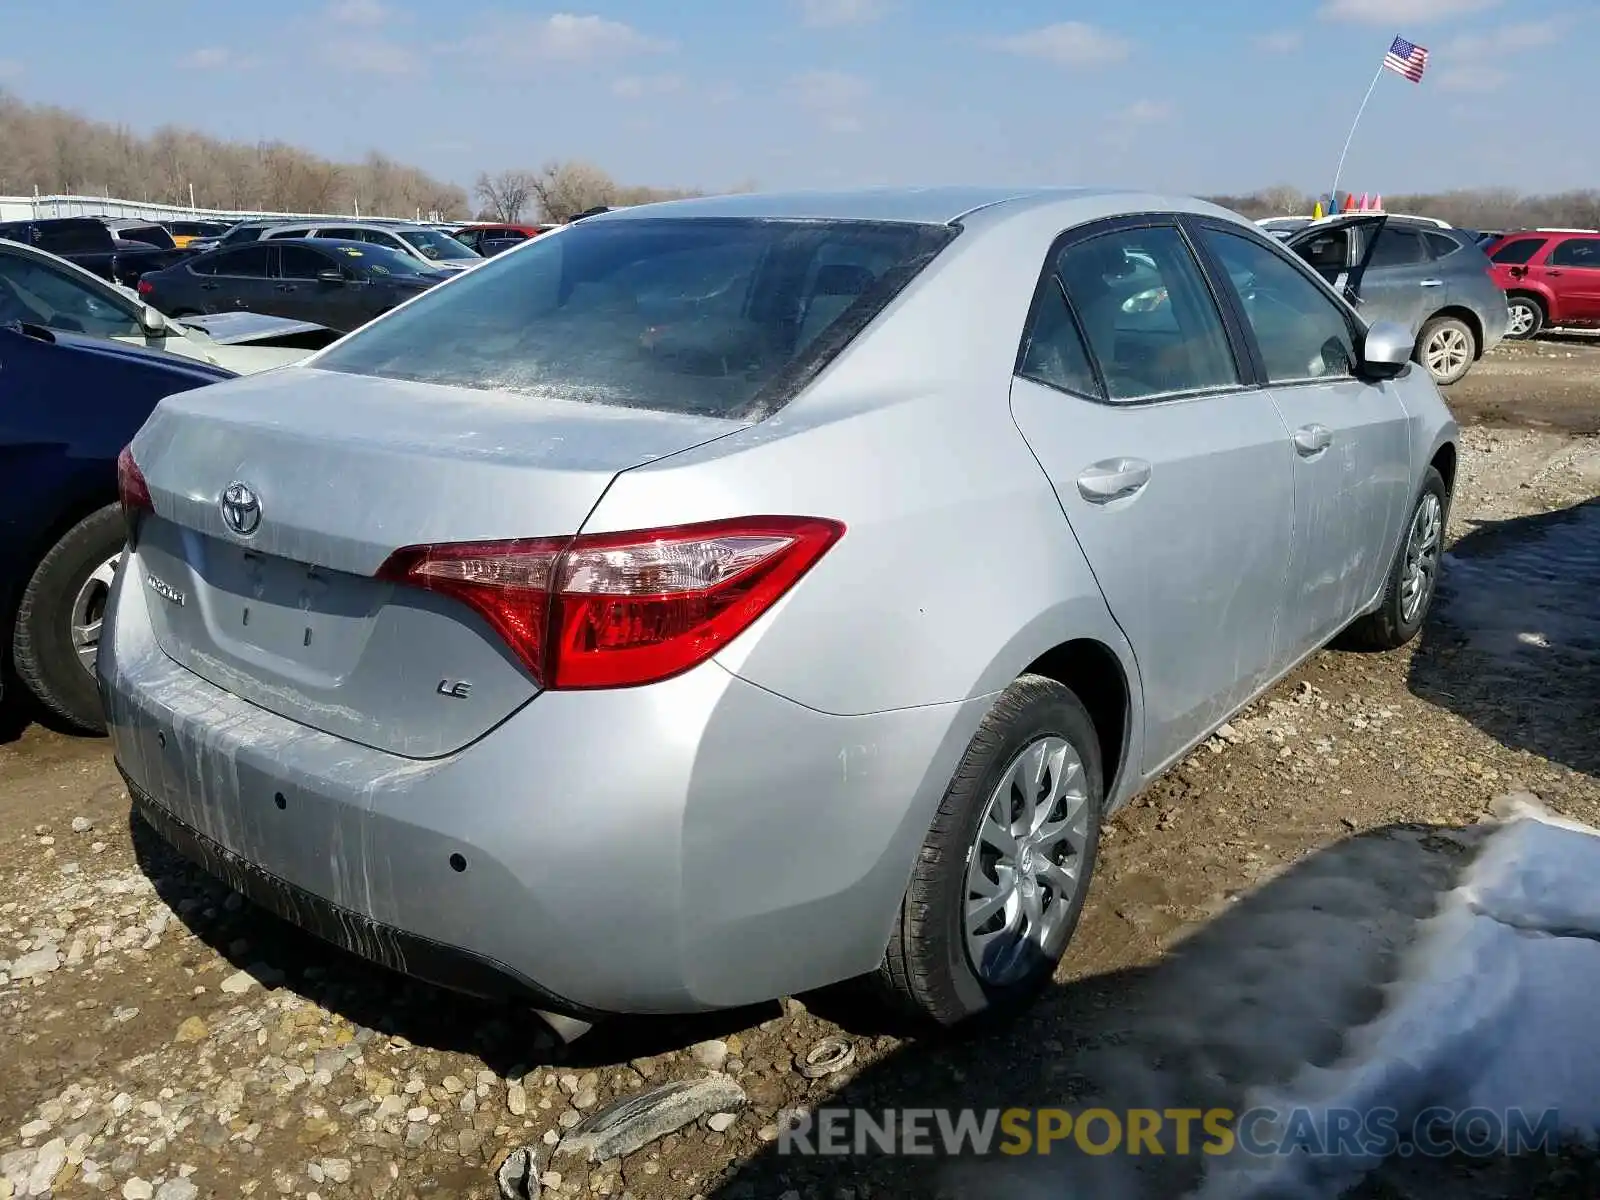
[1013,272,1107,401]
[1183,214,1367,388]
[1012,213,1260,408]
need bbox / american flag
[1382,35,1429,83]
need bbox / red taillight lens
[136,279,154,296]
[116,446,153,532]
[378,516,845,689]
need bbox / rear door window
[208,246,274,277]
[1490,238,1547,265]
[1365,227,1429,268]
[1054,225,1240,402]
[315,216,957,419]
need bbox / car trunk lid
[129,367,744,757]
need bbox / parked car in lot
[0,322,232,728]
[136,238,447,333]
[0,218,192,288]
[1281,213,1508,385]
[104,220,181,251]
[260,221,482,273]
[164,220,232,249]
[103,187,1457,1036]
[453,223,556,257]
[1256,216,1312,240]
[186,219,280,254]
[1484,229,1600,338]
[0,236,338,372]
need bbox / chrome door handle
[1293,424,1332,456]
[1419,279,1444,288]
[1076,457,1152,503]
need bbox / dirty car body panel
[101,188,1458,1016]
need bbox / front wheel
[11,505,125,734]
[1337,466,1448,652]
[1415,316,1477,386]
[871,675,1103,1027]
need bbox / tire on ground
[1337,466,1450,653]
[1414,315,1477,386]
[870,673,1104,1028]
[12,504,124,735]
[1505,294,1546,341]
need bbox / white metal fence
[0,193,446,224]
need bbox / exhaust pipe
[536,1010,592,1044]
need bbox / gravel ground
[1,346,1597,1200]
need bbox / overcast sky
[0,0,1588,198]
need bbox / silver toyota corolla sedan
[100,187,1457,1037]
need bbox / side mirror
[317,269,346,286]
[1359,320,1413,381]
[139,304,168,337]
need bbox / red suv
[1484,229,1600,339]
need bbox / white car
[258,221,483,273]
[0,238,337,373]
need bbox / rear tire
[1505,294,1545,341]
[12,505,124,735]
[1415,316,1476,386]
[871,674,1103,1028]
[1338,466,1448,652]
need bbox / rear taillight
[116,446,152,536]
[378,516,845,689]
[136,279,154,296]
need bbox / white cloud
[1253,30,1303,53]
[331,40,422,75]
[0,58,23,81]
[1118,100,1172,124]
[325,0,391,24]
[181,46,235,70]
[988,22,1132,67]
[798,0,890,28]
[611,73,685,99]
[1442,18,1560,58]
[1436,18,1559,92]
[458,13,673,65]
[789,70,872,133]
[1436,65,1510,93]
[1319,0,1499,23]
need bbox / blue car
[0,321,233,731]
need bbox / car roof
[585,186,1247,229]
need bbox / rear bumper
[100,547,989,1014]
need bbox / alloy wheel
[70,553,120,675]
[963,735,1092,986]
[1400,493,1442,625]
[1424,327,1471,382]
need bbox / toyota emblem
[220,481,262,537]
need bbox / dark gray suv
[1283,214,1510,385]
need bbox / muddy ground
[1,340,1598,1200]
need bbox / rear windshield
[314,216,957,419]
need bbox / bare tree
[529,160,617,223]
[474,170,537,223]
[0,90,469,218]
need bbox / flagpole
[1329,61,1387,210]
